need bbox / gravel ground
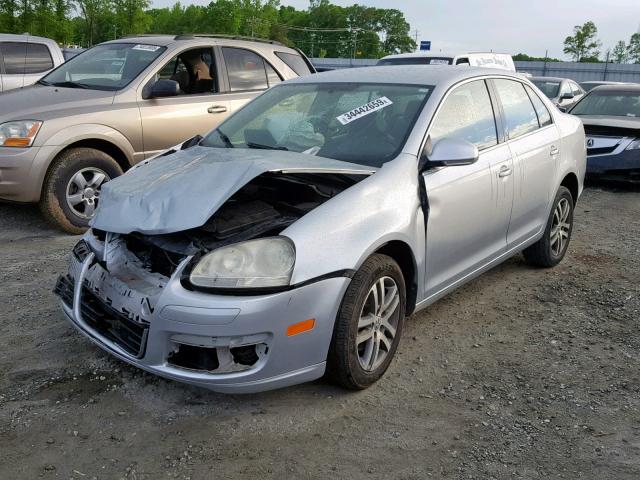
[1,185,639,480]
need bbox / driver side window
[429,80,498,150]
[155,47,217,95]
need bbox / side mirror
[560,92,574,101]
[147,79,180,99]
[420,138,479,170]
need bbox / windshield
[532,80,560,99]
[570,91,640,117]
[377,57,453,66]
[201,82,432,167]
[40,43,166,91]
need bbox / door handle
[550,145,560,156]
[207,105,227,114]
[498,165,512,178]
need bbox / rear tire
[523,186,574,268]
[326,254,406,390]
[40,148,123,234]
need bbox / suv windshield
[532,80,560,98]
[40,43,166,91]
[570,91,640,117]
[201,82,432,167]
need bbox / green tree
[112,0,151,37]
[629,33,640,64]
[563,21,601,62]
[611,40,629,63]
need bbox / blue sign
[420,41,431,51]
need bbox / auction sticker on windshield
[132,44,161,52]
[336,97,393,125]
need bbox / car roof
[530,76,568,82]
[289,65,523,88]
[101,35,297,52]
[588,84,640,93]
[0,33,59,46]
[381,51,511,60]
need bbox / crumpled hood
[92,146,375,235]
[0,84,115,123]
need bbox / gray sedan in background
[531,76,585,109]
[55,67,586,393]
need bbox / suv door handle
[207,105,228,114]
[550,146,560,156]
[498,165,512,178]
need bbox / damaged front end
[54,168,369,380]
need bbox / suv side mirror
[147,79,180,99]
[420,137,479,170]
[560,92,574,101]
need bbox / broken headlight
[190,237,295,289]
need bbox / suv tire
[327,254,406,390]
[40,148,123,234]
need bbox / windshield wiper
[216,129,234,148]
[37,79,51,86]
[50,81,90,89]
[246,142,288,151]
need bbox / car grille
[54,275,149,358]
[587,146,618,156]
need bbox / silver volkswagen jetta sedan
[55,66,586,393]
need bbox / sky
[152,0,640,59]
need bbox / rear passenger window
[493,79,539,139]
[25,43,54,74]
[429,80,497,150]
[275,51,313,76]
[222,47,268,91]
[525,85,552,127]
[265,62,282,87]
[0,42,27,75]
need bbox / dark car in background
[568,84,640,182]
[531,76,585,110]
[579,81,632,92]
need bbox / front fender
[27,124,137,201]
[283,154,425,290]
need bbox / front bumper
[0,145,58,202]
[585,138,640,182]
[56,250,350,393]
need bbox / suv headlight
[626,138,640,151]
[189,237,295,289]
[0,120,42,147]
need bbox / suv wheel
[327,254,406,390]
[40,148,123,234]
[523,186,574,267]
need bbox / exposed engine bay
[92,171,369,278]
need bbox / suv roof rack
[173,34,285,46]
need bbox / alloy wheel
[65,167,110,219]
[550,197,571,256]
[356,276,401,372]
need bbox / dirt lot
[1,185,639,479]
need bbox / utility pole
[310,33,315,58]
[542,49,548,77]
[412,29,419,51]
[603,49,610,81]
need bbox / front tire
[40,148,123,234]
[327,254,406,390]
[523,186,574,268]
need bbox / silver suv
[0,35,314,232]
